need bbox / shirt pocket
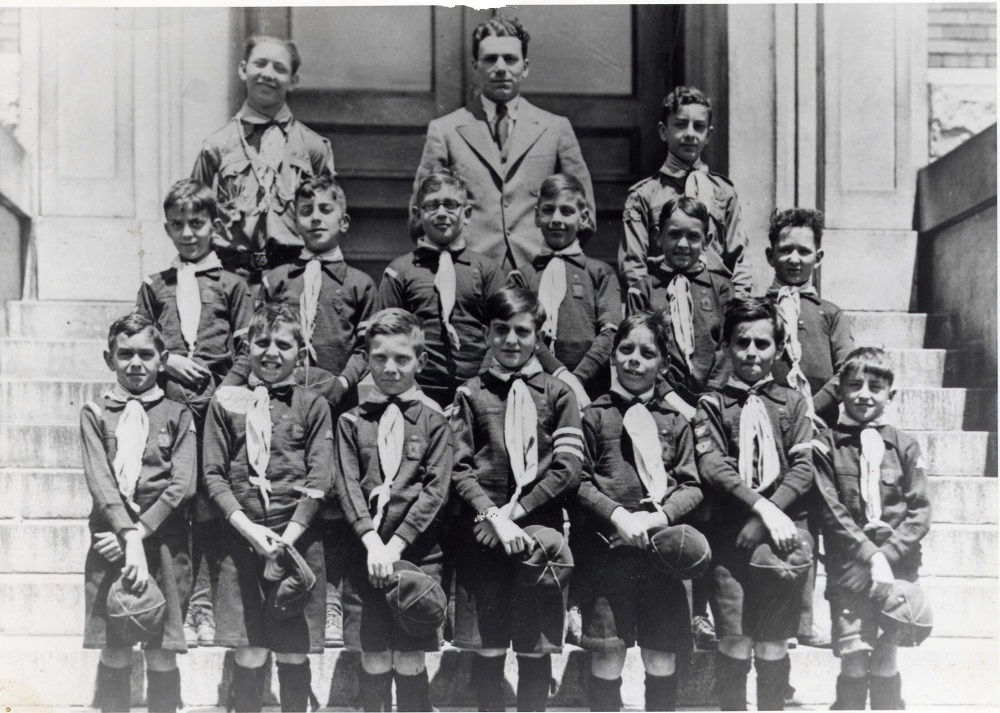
[156,426,173,462]
[658,429,676,466]
[833,468,863,515]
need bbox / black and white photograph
[0,3,996,711]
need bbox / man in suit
[411,16,596,273]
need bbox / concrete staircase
[0,300,996,709]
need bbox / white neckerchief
[417,237,465,351]
[245,375,296,510]
[237,102,293,193]
[489,356,543,506]
[839,411,886,524]
[172,252,222,357]
[773,279,819,416]
[665,271,696,372]
[105,383,164,512]
[662,151,713,201]
[729,375,781,491]
[299,247,344,364]
[537,240,583,343]
[611,380,668,512]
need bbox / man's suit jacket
[412,98,595,272]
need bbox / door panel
[248,6,681,279]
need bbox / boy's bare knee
[392,651,426,675]
[753,640,789,661]
[235,646,270,668]
[144,650,177,671]
[362,651,393,674]
[718,636,752,660]
[870,643,898,677]
[840,651,870,678]
[100,648,133,668]
[590,650,628,678]
[478,649,507,658]
[275,653,307,665]
[640,648,676,676]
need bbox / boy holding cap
[332,308,453,711]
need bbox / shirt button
[336,289,343,295]
[281,415,288,421]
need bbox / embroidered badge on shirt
[701,296,714,311]
[572,283,585,298]
[292,424,306,440]
[157,429,171,449]
[405,436,423,460]
[696,441,713,454]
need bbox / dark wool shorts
[84,530,192,652]
[214,523,326,654]
[706,525,814,642]
[576,544,692,653]
[826,561,919,658]
[343,546,443,654]
[453,538,567,655]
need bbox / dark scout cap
[647,524,712,579]
[879,580,933,647]
[516,525,575,592]
[749,538,813,585]
[265,541,317,621]
[386,561,447,637]
[106,574,166,644]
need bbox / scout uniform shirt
[191,102,335,265]
[334,387,452,560]
[202,381,334,528]
[81,387,197,537]
[578,380,703,546]
[450,359,584,534]
[627,261,734,406]
[136,253,254,399]
[262,253,375,404]
[374,240,505,403]
[620,154,752,295]
[509,246,622,392]
[692,377,814,523]
[812,420,931,581]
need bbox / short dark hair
[768,207,825,248]
[661,85,713,125]
[107,312,165,354]
[616,312,670,361]
[414,168,472,208]
[366,308,425,357]
[484,286,545,332]
[244,34,302,75]
[839,347,895,387]
[472,15,530,60]
[657,196,710,238]
[722,297,785,347]
[295,174,346,212]
[248,302,304,348]
[536,173,594,243]
[163,178,218,222]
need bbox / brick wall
[929,3,997,68]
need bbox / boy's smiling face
[249,321,301,385]
[368,332,427,397]
[839,370,894,424]
[488,313,538,370]
[767,226,823,288]
[535,192,587,251]
[239,40,298,115]
[613,324,662,396]
[658,103,712,166]
[165,205,218,263]
[659,210,706,272]
[296,188,349,255]
[727,318,782,384]
[104,329,167,395]
[415,185,471,248]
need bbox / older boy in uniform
[620,86,751,296]
[411,16,595,272]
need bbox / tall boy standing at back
[620,86,752,296]
[412,16,595,272]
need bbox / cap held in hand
[646,524,712,579]
[265,541,317,621]
[107,574,167,645]
[385,560,447,637]
[878,580,933,647]
[749,538,813,585]
[515,525,574,592]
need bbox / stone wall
[0,8,19,132]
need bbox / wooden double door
[248,5,683,278]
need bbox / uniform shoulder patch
[142,275,154,286]
[696,441,713,454]
[383,266,399,280]
[83,401,103,417]
[215,385,256,415]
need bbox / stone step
[0,338,110,379]
[0,468,91,519]
[7,570,991,641]
[846,311,927,349]
[0,636,994,708]
[911,430,996,476]
[3,519,994,580]
[929,476,999,524]
[6,300,134,340]
[0,378,113,424]
[885,348,948,388]
[890,388,996,431]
